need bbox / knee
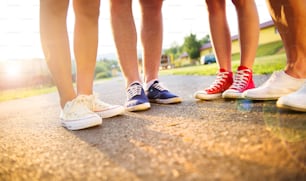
[139,0,163,15]
[205,0,225,15]
[110,0,130,12]
[231,0,247,9]
[40,0,68,17]
[74,0,100,21]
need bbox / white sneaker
[243,70,306,100]
[60,96,102,131]
[277,82,306,112]
[92,94,125,118]
[77,94,125,118]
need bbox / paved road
[0,75,305,181]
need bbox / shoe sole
[126,103,151,112]
[222,92,244,99]
[243,95,279,101]
[61,116,102,131]
[95,106,125,118]
[276,102,306,112]
[149,97,182,104]
[194,93,222,100]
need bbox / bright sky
[0,0,272,60]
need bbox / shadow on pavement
[71,99,306,180]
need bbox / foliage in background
[199,34,211,45]
[0,86,56,102]
[164,34,210,64]
[164,42,183,60]
[95,59,120,79]
[255,40,284,57]
[0,41,284,102]
[231,40,283,62]
[160,40,286,76]
[182,33,202,59]
[159,53,286,76]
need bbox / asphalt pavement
[0,75,305,181]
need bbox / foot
[60,96,102,131]
[146,80,182,104]
[125,82,151,112]
[276,82,306,112]
[222,66,255,99]
[243,70,306,100]
[194,69,233,100]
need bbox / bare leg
[73,0,100,94]
[40,0,75,108]
[139,0,163,83]
[110,0,141,87]
[271,0,306,111]
[205,0,232,71]
[266,0,306,79]
[233,0,259,69]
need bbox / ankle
[238,65,252,71]
[127,81,142,88]
[144,79,158,90]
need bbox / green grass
[231,40,284,60]
[0,78,112,103]
[252,54,286,74]
[0,41,286,102]
[256,40,284,57]
[160,53,286,76]
[0,54,286,102]
[160,40,286,76]
[0,86,56,102]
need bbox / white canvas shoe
[277,82,306,112]
[77,94,125,118]
[243,70,306,100]
[60,96,102,131]
[92,94,125,118]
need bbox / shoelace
[63,96,93,118]
[75,95,94,110]
[127,83,143,100]
[206,72,230,91]
[151,82,168,91]
[229,69,251,90]
[92,93,111,109]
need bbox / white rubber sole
[194,92,222,100]
[95,105,125,118]
[277,103,306,112]
[149,97,182,104]
[222,91,244,99]
[242,95,279,101]
[61,116,102,131]
[126,103,151,112]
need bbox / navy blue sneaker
[125,82,151,112]
[146,81,182,104]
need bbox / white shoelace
[62,95,93,119]
[229,69,251,90]
[127,83,143,100]
[92,93,111,109]
[206,72,230,91]
[75,95,94,110]
[151,82,168,91]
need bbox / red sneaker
[222,66,255,99]
[194,69,233,100]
